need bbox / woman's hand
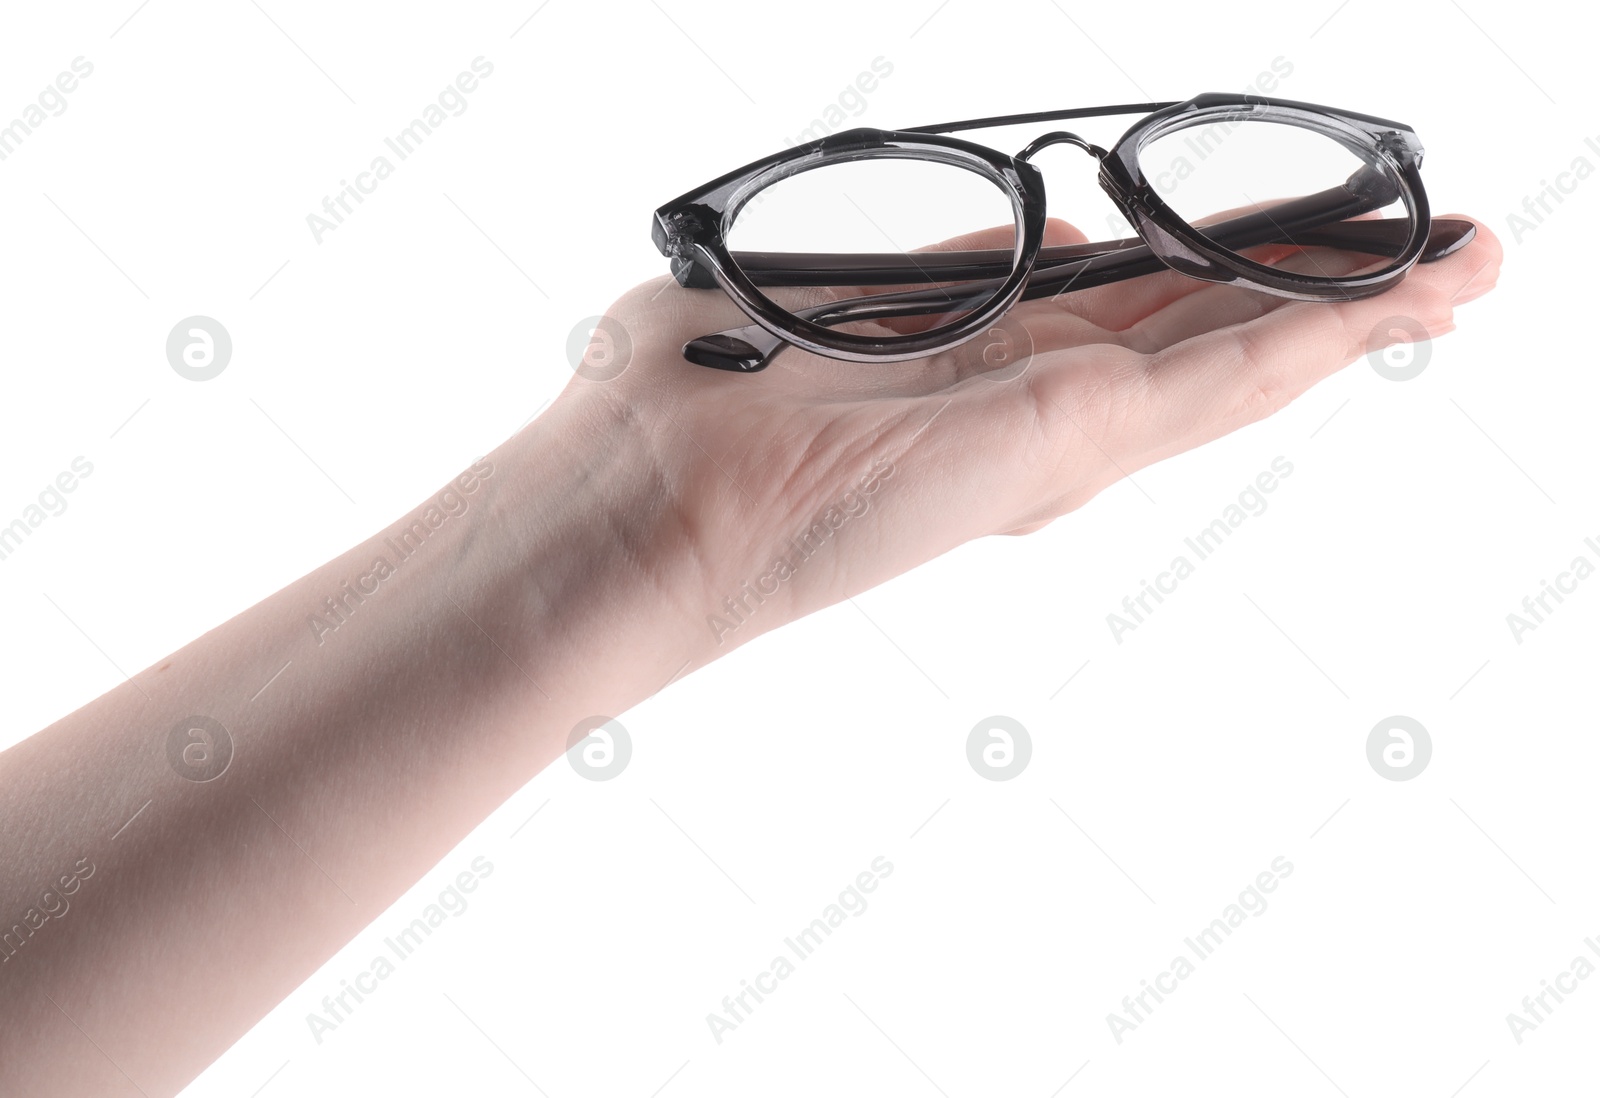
[538,216,1501,674]
[0,214,1499,1097]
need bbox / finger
[1033,198,1383,332]
[975,221,1500,533]
[929,238,1324,385]
[1119,218,1502,458]
[921,216,1090,256]
[1116,244,1399,352]
[842,219,1503,543]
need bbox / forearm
[0,397,703,1095]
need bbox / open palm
[554,216,1500,661]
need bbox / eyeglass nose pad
[1016,130,1109,163]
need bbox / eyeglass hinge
[661,206,714,256]
[1375,129,1423,167]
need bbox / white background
[1,1,1595,1095]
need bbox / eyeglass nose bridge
[1016,130,1109,163]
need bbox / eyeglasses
[652,92,1474,373]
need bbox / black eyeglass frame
[652,93,1465,372]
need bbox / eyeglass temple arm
[687,194,1473,372]
[725,213,1464,288]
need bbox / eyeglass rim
[659,132,1050,363]
[1099,94,1432,300]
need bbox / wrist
[462,392,716,727]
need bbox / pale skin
[0,214,1500,1094]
